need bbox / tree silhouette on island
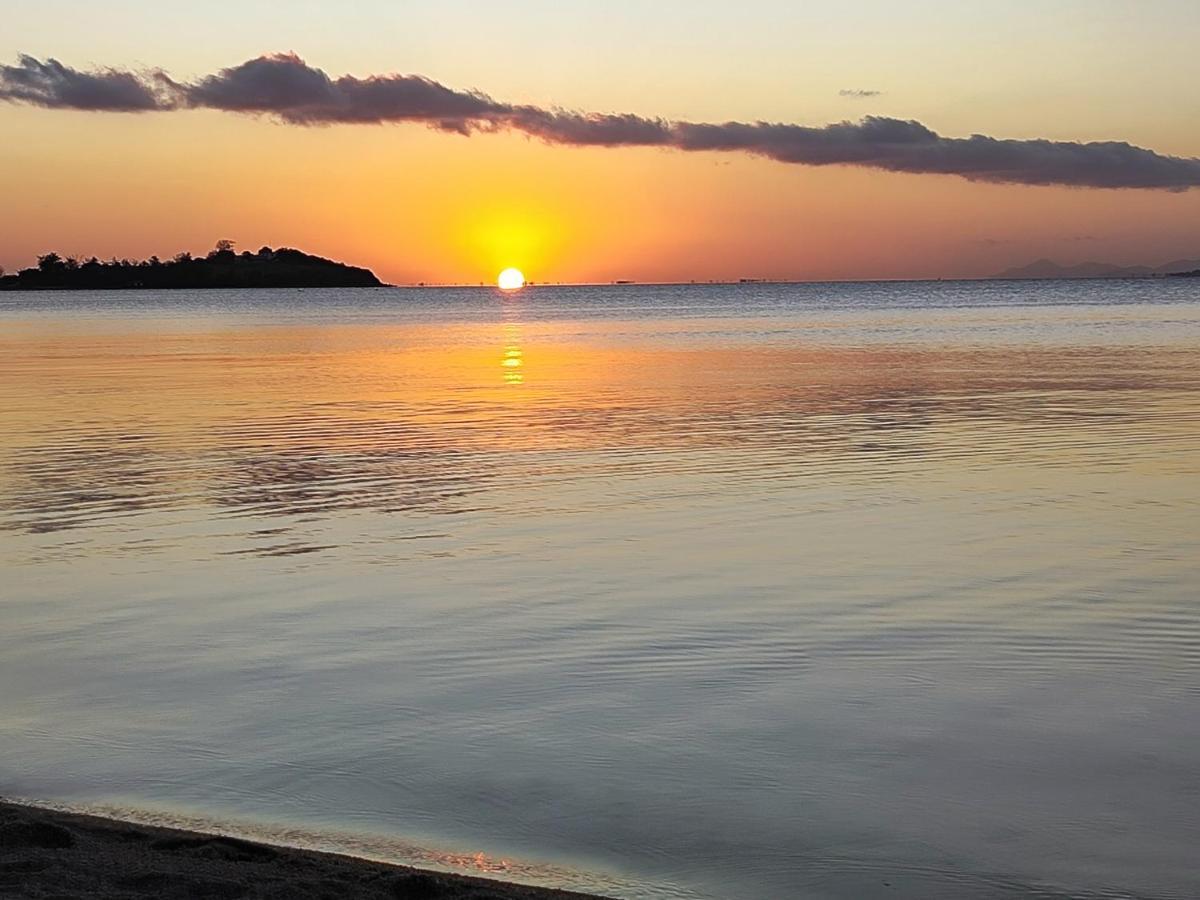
[0,241,382,290]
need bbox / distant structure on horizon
[995,256,1200,280]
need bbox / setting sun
[497,268,526,291]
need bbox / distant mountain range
[995,257,1200,280]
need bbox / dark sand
[0,801,610,899]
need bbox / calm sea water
[1,281,1198,899]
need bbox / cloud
[671,117,1200,189]
[0,54,178,111]
[839,89,882,98]
[185,54,672,144]
[4,53,1200,191]
[505,107,673,146]
[186,53,506,130]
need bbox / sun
[497,268,526,291]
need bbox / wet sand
[0,801,609,899]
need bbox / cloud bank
[4,52,1199,191]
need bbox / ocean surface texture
[1,281,1198,900]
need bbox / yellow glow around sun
[498,268,526,290]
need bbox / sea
[1,280,1198,899]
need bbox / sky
[2,0,1199,283]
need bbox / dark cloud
[839,89,882,98]
[672,117,1200,189]
[0,54,177,111]
[4,53,1200,191]
[186,53,339,114]
[186,53,505,129]
[505,107,672,146]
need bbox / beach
[0,800,606,900]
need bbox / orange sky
[2,1,1199,283]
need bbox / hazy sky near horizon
[2,0,1199,282]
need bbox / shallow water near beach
[1,280,1198,899]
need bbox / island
[0,242,382,290]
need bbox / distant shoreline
[387,273,1194,288]
[2,271,1194,293]
[0,800,609,900]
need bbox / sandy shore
[0,800,610,899]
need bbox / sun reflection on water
[502,320,524,385]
